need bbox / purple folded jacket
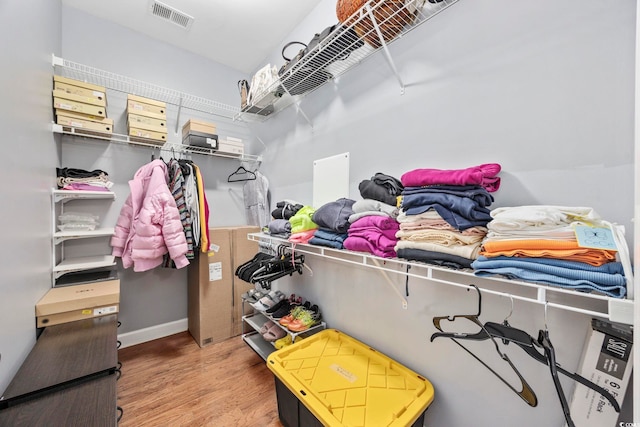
[401,163,502,192]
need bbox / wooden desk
[0,315,119,425]
[0,375,117,427]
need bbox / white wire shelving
[52,55,239,120]
[239,0,460,124]
[52,123,262,163]
[247,232,634,325]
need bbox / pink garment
[401,163,502,192]
[111,160,189,272]
[349,215,400,231]
[288,229,317,244]
[62,183,110,192]
[344,236,396,258]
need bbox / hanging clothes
[180,160,201,250]
[191,163,210,252]
[163,159,195,268]
[243,170,270,227]
[111,159,189,272]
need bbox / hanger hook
[503,292,514,323]
[468,284,482,317]
[544,301,549,331]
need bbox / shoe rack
[241,298,327,361]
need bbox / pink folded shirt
[401,163,502,192]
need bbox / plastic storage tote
[267,329,434,427]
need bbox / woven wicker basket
[336,0,415,49]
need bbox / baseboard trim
[117,318,189,349]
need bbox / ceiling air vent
[149,0,194,30]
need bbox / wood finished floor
[117,332,284,427]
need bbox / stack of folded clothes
[471,205,629,298]
[344,216,400,258]
[57,167,113,191]
[309,198,356,249]
[358,172,404,206]
[394,163,501,268]
[288,206,318,243]
[266,218,292,239]
[271,200,304,220]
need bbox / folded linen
[471,256,626,298]
[481,239,617,266]
[396,247,473,269]
[401,163,501,192]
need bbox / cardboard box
[127,115,167,134]
[182,131,218,150]
[182,119,217,137]
[54,97,106,118]
[53,75,106,101]
[35,280,120,327]
[56,112,113,135]
[128,127,167,144]
[187,226,260,347]
[127,94,166,118]
[188,229,234,348]
[218,138,245,156]
[567,319,633,426]
[128,113,167,129]
[52,89,106,107]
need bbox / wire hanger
[431,295,620,415]
[227,165,257,182]
[430,285,538,407]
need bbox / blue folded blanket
[471,256,626,298]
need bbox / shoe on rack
[271,301,299,319]
[263,323,287,342]
[278,305,306,327]
[287,305,321,332]
[259,320,275,335]
[251,290,285,311]
[265,298,290,315]
[274,334,292,349]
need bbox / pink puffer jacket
[111,160,189,272]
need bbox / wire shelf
[52,55,240,120]
[52,123,262,162]
[239,0,460,121]
[248,232,634,324]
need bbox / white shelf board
[242,332,275,361]
[248,233,634,324]
[53,189,115,203]
[53,228,115,245]
[53,255,116,274]
[52,123,262,163]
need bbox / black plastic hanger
[227,166,257,182]
[431,296,620,415]
[431,286,538,407]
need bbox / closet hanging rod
[52,123,262,163]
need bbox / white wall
[59,6,257,333]
[255,0,635,426]
[0,0,62,392]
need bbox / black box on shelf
[182,131,218,150]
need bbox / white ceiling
[61,0,323,74]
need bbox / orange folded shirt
[481,239,617,267]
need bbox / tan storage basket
[336,0,416,48]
